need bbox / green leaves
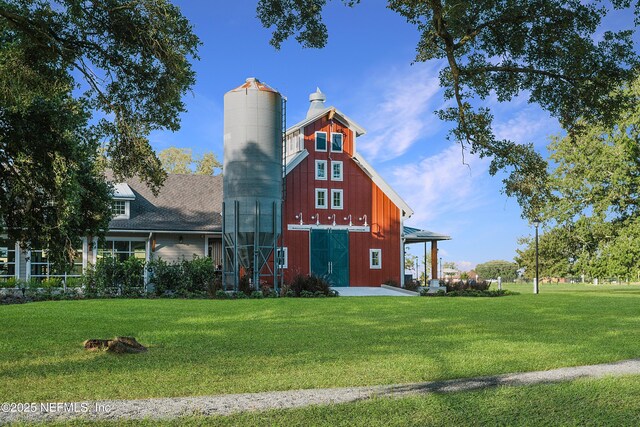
[256,0,639,220]
[0,0,200,267]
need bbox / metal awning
[403,226,451,243]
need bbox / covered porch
[403,226,451,285]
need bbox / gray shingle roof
[108,174,223,232]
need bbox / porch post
[431,240,438,283]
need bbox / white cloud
[355,63,444,161]
[493,107,558,148]
[390,144,491,227]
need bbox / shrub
[403,280,421,292]
[445,280,490,292]
[215,289,229,299]
[237,274,253,296]
[64,277,84,288]
[422,288,518,297]
[383,279,399,288]
[84,256,145,298]
[284,274,335,297]
[0,278,23,288]
[249,291,264,299]
[41,277,63,289]
[207,273,223,298]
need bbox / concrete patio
[331,286,418,297]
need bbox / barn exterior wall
[279,114,403,286]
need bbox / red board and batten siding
[279,114,403,286]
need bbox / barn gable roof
[286,106,366,137]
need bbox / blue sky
[152,1,637,273]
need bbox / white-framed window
[315,160,327,180]
[315,131,327,151]
[112,200,129,219]
[315,188,328,209]
[331,132,343,152]
[98,239,146,263]
[370,249,382,269]
[0,238,17,280]
[331,161,343,181]
[30,247,83,279]
[331,189,343,210]
[277,247,288,269]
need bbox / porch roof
[403,226,451,243]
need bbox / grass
[23,375,640,426]
[1,283,639,403]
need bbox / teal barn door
[310,229,349,287]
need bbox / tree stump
[83,337,147,353]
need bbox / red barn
[278,89,415,287]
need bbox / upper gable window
[331,133,343,152]
[315,132,327,151]
[112,200,129,219]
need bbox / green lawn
[34,375,640,426]
[1,283,639,403]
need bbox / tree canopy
[516,77,640,281]
[257,0,639,219]
[0,0,200,267]
[475,260,518,281]
[159,147,222,175]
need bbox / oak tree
[257,0,639,219]
[0,0,200,267]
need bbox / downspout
[145,232,153,291]
[400,208,405,288]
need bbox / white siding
[153,234,206,263]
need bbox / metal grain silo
[222,78,284,290]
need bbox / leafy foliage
[147,256,217,298]
[0,0,200,267]
[444,280,491,292]
[518,77,640,280]
[475,260,518,281]
[84,256,145,298]
[257,0,639,219]
[159,147,222,175]
[283,274,337,297]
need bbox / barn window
[315,160,327,180]
[276,247,288,269]
[315,132,327,151]
[331,133,343,152]
[331,189,343,209]
[370,249,382,269]
[315,189,328,209]
[331,161,343,181]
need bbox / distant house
[1,82,450,287]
